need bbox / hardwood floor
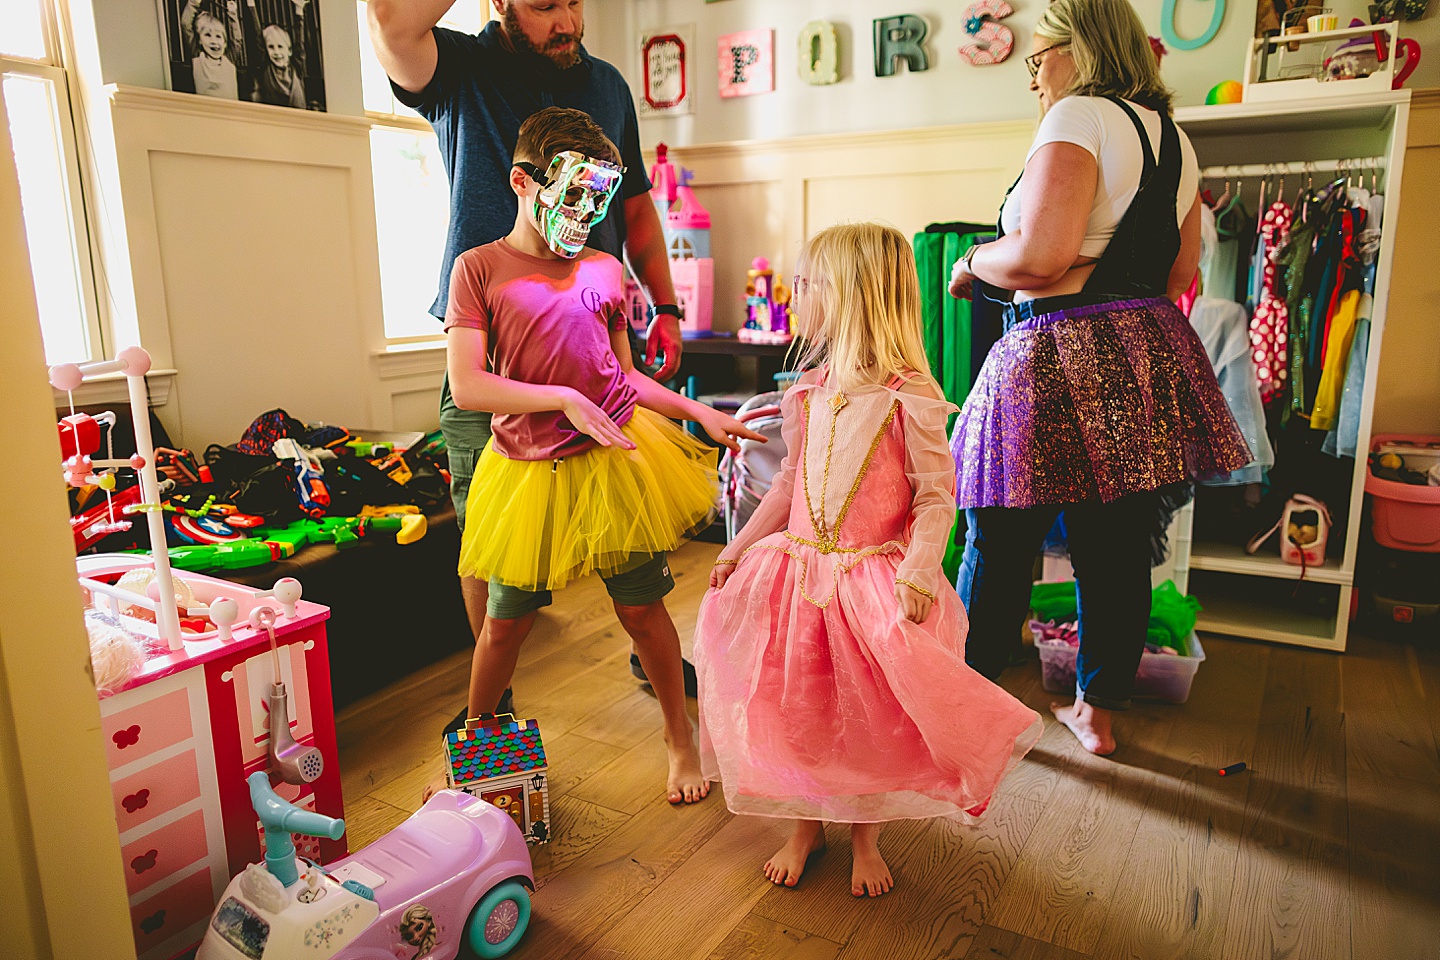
[335,541,1440,960]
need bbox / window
[3,0,103,364]
[358,1,487,342]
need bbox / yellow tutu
[458,407,719,591]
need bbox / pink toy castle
[625,144,715,334]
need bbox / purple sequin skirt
[951,297,1253,509]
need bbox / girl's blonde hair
[794,222,936,395]
[1035,0,1173,113]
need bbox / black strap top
[993,96,1183,301]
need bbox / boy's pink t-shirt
[445,239,638,461]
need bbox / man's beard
[502,5,583,70]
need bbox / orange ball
[1206,80,1244,105]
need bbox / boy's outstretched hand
[895,581,934,624]
[697,407,767,453]
[561,390,636,450]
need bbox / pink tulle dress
[696,371,1043,823]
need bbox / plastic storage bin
[1035,631,1207,703]
[1365,434,1440,553]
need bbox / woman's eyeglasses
[1025,43,1066,79]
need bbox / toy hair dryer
[250,604,324,785]
[249,771,344,887]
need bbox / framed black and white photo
[157,0,327,111]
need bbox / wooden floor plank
[983,706,1177,955]
[993,662,1083,807]
[1221,645,1351,960]
[1415,643,1440,770]
[963,925,1091,960]
[565,733,674,815]
[836,798,1045,960]
[340,794,412,850]
[570,682,668,750]
[530,795,632,890]
[533,730,629,802]
[585,813,793,960]
[338,699,459,804]
[1346,772,1440,960]
[1090,637,1269,960]
[709,915,845,960]
[1345,639,1440,960]
[1340,633,1440,786]
[507,796,732,960]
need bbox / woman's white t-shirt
[1000,96,1200,259]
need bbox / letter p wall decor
[719,29,775,98]
[874,14,930,76]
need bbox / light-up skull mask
[517,150,625,258]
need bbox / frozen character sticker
[398,904,439,959]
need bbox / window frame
[359,0,488,347]
[2,0,106,365]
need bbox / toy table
[83,556,344,960]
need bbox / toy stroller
[719,391,787,541]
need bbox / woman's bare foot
[764,819,826,887]
[1050,699,1117,756]
[666,736,710,804]
[850,822,893,897]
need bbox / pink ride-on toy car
[198,773,534,960]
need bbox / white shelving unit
[1169,90,1411,652]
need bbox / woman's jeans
[958,491,1160,710]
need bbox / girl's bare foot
[666,736,710,804]
[1050,699,1117,755]
[850,822,892,897]
[764,819,826,887]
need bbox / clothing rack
[1199,156,1387,179]
[1173,92,1410,652]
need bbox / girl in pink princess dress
[695,223,1043,899]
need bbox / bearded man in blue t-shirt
[369,0,692,735]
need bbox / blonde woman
[948,0,1250,754]
[696,223,1042,898]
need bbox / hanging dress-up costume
[952,97,1251,514]
[696,372,1043,823]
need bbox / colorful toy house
[443,717,551,844]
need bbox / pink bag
[1246,494,1332,575]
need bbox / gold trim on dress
[800,392,901,555]
[736,540,907,608]
[895,578,935,600]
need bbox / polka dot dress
[1250,201,1293,404]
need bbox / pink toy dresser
[84,556,345,960]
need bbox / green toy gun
[159,511,427,572]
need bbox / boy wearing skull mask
[443,107,764,805]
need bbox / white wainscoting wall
[666,119,1035,332]
[106,85,387,445]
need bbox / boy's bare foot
[1050,699,1117,756]
[764,819,826,887]
[850,822,893,897]
[666,737,710,804]
[420,773,447,805]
